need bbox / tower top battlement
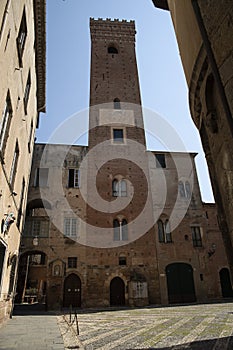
[90,18,136,42]
[90,18,135,25]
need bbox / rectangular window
[17,8,27,67]
[64,218,77,237]
[23,218,49,237]
[191,226,202,247]
[29,253,45,265]
[68,169,79,188]
[119,257,126,266]
[0,243,6,292]
[155,154,166,168]
[0,91,12,159]
[34,168,49,187]
[16,177,25,228]
[28,121,33,153]
[9,141,19,188]
[68,257,77,268]
[24,71,31,114]
[113,129,124,143]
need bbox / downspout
[191,0,233,136]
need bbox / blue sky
[36,0,214,202]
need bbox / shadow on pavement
[13,303,56,316]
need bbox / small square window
[119,256,126,266]
[113,129,124,143]
[68,257,77,268]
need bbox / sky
[36,0,214,203]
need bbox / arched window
[179,180,192,199]
[158,220,164,243]
[122,219,128,241]
[112,179,127,197]
[158,219,172,243]
[185,181,191,199]
[112,179,118,197]
[113,219,128,241]
[178,181,185,198]
[165,219,172,243]
[108,46,118,54]
[113,219,120,241]
[114,98,121,109]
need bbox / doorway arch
[219,268,233,298]
[63,273,81,308]
[166,263,196,304]
[110,277,125,306]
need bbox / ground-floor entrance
[63,273,81,308]
[110,277,125,306]
[166,263,196,304]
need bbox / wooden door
[63,273,81,307]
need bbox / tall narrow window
[191,226,202,247]
[158,218,172,243]
[17,8,27,67]
[16,177,25,228]
[114,98,121,109]
[68,169,79,188]
[179,181,191,199]
[113,219,120,241]
[8,255,17,296]
[0,242,6,292]
[0,91,12,158]
[155,154,166,168]
[113,129,124,143]
[165,220,172,243]
[34,168,49,187]
[9,141,19,188]
[122,219,128,241]
[64,218,77,237]
[185,181,191,199]
[158,220,164,242]
[28,121,33,153]
[113,219,128,241]
[178,181,185,198]
[24,71,31,114]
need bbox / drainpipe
[191,0,233,137]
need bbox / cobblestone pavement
[64,302,233,350]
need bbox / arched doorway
[219,268,233,298]
[110,277,125,306]
[63,273,81,308]
[166,263,196,304]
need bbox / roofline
[152,0,169,10]
[33,0,46,117]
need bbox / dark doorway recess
[220,268,233,298]
[63,273,81,308]
[166,263,196,303]
[110,277,125,306]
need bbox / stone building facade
[0,0,46,323]
[152,0,233,276]
[17,18,231,310]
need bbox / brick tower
[88,18,146,148]
[84,18,160,305]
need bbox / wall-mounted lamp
[208,243,216,257]
[32,236,39,246]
